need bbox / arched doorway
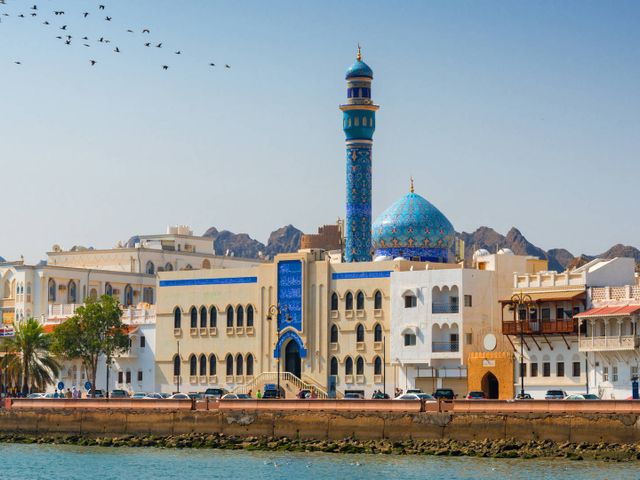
[481,372,499,399]
[284,340,301,379]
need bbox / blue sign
[277,260,302,331]
[274,330,307,359]
[84,381,92,391]
[57,382,64,391]
[264,384,276,391]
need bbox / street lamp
[510,291,534,398]
[266,304,290,398]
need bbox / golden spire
[410,177,414,193]
[356,44,362,61]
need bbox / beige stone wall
[467,351,515,400]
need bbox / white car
[221,393,252,400]
[143,393,164,399]
[394,393,437,402]
[27,393,45,399]
[168,393,191,400]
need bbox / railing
[47,304,156,324]
[432,303,459,314]
[231,371,332,399]
[579,335,639,352]
[432,341,460,353]
[48,304,79,318]
[502,319,576,335]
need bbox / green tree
[1,318,60,394]
[51,295,130,397]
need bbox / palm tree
[1,318,60,394]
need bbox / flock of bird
[1,1,231,70]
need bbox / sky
[1,0,638,262]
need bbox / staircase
[232,372,335,399]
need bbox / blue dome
[346,60,373,79]
[372,191,455,262]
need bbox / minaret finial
[357,43,362,61]
[410,177,414,193]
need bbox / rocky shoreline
[0,433,639,461]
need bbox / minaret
[341,46,379,262]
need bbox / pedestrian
[256,389,262,399]
[248,389,253,398]
[72,387,78,399]
[65,388,72,399]
[310,388,317,399]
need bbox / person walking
[248,389,253,398]
[65,388,72,399]
[256,389,262,399]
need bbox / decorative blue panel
[273,330,307,359]
[331,271,392,281]
[345,143,372,263]
[277,260,302,332]
[159,277,257,287]
[375,247,449,263]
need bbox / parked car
[406,389,424,394]
[262,387,285,399]
[144,393,164,399]
[432,388,455,400]
[131,392,147,399]
[91,389,105,398]
[27,393,45,399]
[110,389,129,398]
[187,392,202,400]
[544,390,567,400]
[221,393,252,400]
[395,393,436,402]
[372,391,390,399]
[296,389,311,399]
[466,391,486,400]
[343,392,364,400]
[565,394,600,400]
[515,393,533,400]
[168,393,191,400]
[203,387,228,399]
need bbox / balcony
[432,341,459,353]
[432,303,459,314]
[0,298,15,309]
[502,319,577,335]
[579,335,640,352]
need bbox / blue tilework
[345,144,372,263]
[159,277,257,287]
[346,59,373,79]
[274,330,308,359]
[332,271,392,280]
[277,260,303,331]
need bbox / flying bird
[127,29,133,33]
[142,29,150,33]
[31,4,37,10]
[83,44,90,47]
[14,61,21,65]
[56,36,62,39]
[144,42,150,47]
[60,25,67,30]
[30,13,37,17]
[105,16,111,21]
[65,39,71,45]
[83,12,89,18]
[162,65,168,70]
[18,14,25,18]
[43,21,49,25]
[99,5,105,10]
[209,63,215,66]
[174,51,181,55]
[90,60,96,65]
[225,64,231,68]
[155,43,162,48]
[99,37,104,42]
[82,36,88,40]
[114,46,120,53]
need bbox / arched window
[105,282,113,296]
[173,355,181,376]
[356,357,364,375]
[200,306,207,328]
[210,307,217,328]
[68,280,77,304]
[124,284,133,306]
[374,290,382,310]
[209,355,217,375]
[330,324,339,343]
[89,288,98,300]
[374,323,383,342]
[246,354,254,376]
[174,307,182,329]
[48,279,56,302]
[236,305,244,327]
[190,307,197,329]
[345,292,353,310]
[189,355,197,376]
[145,261,155,275]
[142,287,154,304]
[226,355,233,376]
[330,357,338,376]
[199,354,207,376]
[356,323,365,342]
[330,292,338,311]
[246,305,254,327]
[374,356,382,375]
[226,306,234,328]
[165,263,173,272]
[356,291,364,310]
[345,357,353,375]
[236,354,244,375]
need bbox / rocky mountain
[0,256,5,263]
[202,225,303,259]
[264,225,303,258]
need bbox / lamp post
[176,340,180,393]
[105,354,111,399]
[266,304,290,398]
[510,291,533,398]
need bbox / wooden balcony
[502,319,577,335]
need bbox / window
[345,292,353,310]
[143,287,154,304]
[374,356,382,375]
[165,263,173,271]
[246,354,254,376]
[541,308,551,320]
[518,309,526,321]
[404,333,416,346]
[236,305,244,327]
[356,357,364,375]
[247,305,254,327]
[612,366,618,382]
[173,355,181,376]
[345,357,353,375]
[189,355,197,376]
[140,336,146,348]
[209,355,217,375]
[543,362,551,377]
[464,295,472,307]
[210,307,217,328]
[145,261,155,275]
[48,279,56,302]
[465,333,473,345]
[236,354,244,375]
[105,282,113,296]
[137,370,143,382]
[226,355,233,376]
[557,362,565,377]
[199,354,207,376]
[374,290,382,310]
[530,363,538,377]
[124,284,133,306]
[125,370,131,383]
[529,308,538,321]
[330,357,338,376]
[556,307,565,319]
[404,295,417,308]
[331,293,339,311]
[190,307,197,329]
[330,324,338,343]
[356,291,365,310]
[352,87,360,97]
[118,371,123,383]
[173,308,181,329]
[572,361,581,377]
[356,324,365,342]
[631,366,638,379]
[374,324,382,342]
[226,306,234,328]
[603,366,609,382]
[68,280,77,304]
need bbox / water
[0,444,637,479]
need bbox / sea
[0,444,637,479]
